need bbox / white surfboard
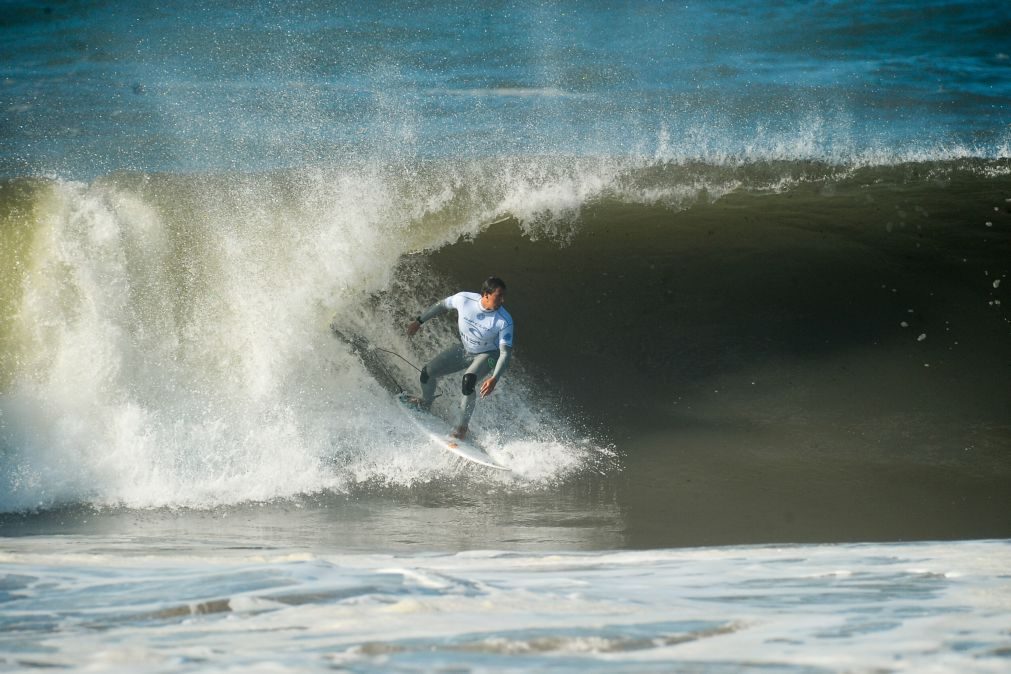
[394,393,510,471]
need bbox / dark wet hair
[481,276,507,295]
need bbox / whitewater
[3,537,1010,672]
[0,161,634,512]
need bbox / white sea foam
[1,537,1008,673]
[0,164,625,512]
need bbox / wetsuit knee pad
[461,373,477,395]
[420,366,430,385]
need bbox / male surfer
[406,276,513,440]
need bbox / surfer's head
[480,276,507,310]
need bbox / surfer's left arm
[480,344,512,397]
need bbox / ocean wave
[0,156,1008,513]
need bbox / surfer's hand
[480,376,497,397]
[407,320,421,337]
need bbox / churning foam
[0,161,629,512]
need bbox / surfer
[406,276,514,440]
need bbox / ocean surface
[2,0,1010,671]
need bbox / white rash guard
[421,291,514,355]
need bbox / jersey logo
[477,313,485,320]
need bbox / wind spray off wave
[0,160,647,512]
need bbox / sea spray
[1,160,640,512]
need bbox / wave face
[0,158,1009,530]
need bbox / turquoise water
[2,0,1009,176]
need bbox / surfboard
[394,393,511,471]
[332,323,510,471]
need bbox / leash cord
[370,345,443,402]
[372,347,422,374]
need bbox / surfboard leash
[371,346,444,402]
[372,347,422,375]
[331,325,443,400]
[365,346,407,394]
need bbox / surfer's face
[481,288,505,311]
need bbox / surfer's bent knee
[461,373,477,396]
[420,366,430,384]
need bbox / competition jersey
[443,292,514,354]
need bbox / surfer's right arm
[407,297,452,336]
